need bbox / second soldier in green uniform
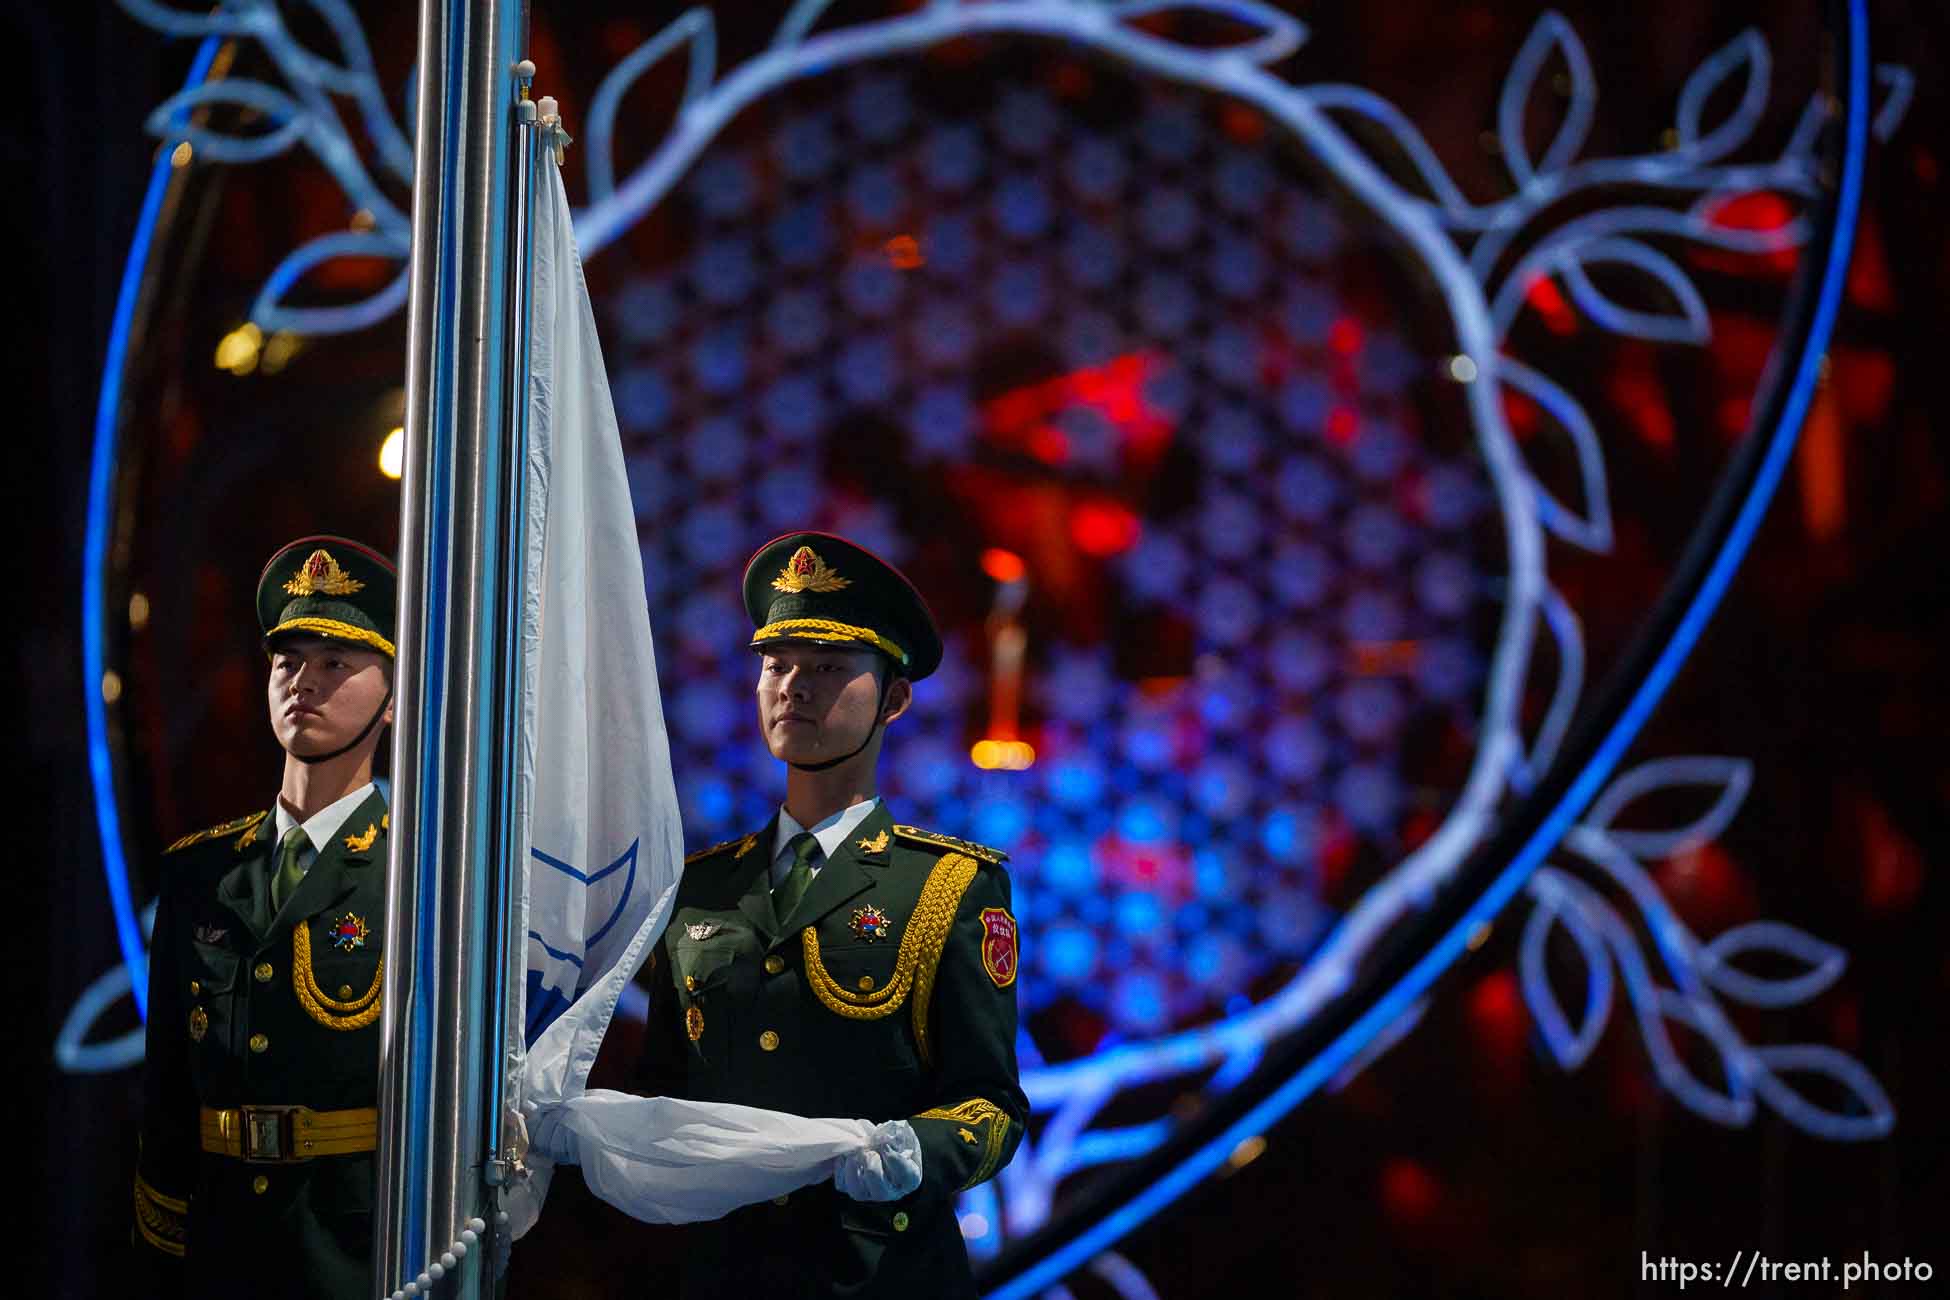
[637,531,1027,1299]
[134,536,397,1299]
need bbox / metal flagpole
[379,0,536,1293]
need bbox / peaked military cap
[743,531,943,680]
[257,535,398,658]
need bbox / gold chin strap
[800,850,980,1067]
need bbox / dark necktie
[772,832,819,926]
[272,825,310,912]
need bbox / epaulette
[893,825,1008,865]
[166,810,269,855]
[683,831,761,866]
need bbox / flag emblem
[979,908,1018,988]
[771,546,850,594]
[283,548,365,597]
[327,912,370,952]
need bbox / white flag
[506,152,918,1238]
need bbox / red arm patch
[979,907,1018,988]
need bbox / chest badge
[326,912,370,952]
[685,922,722,941]
[188,1006,208,1042]
[685,1005,705,1042]
[193,923,228,945]
[848,904,894,943]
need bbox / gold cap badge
[772,546,850,595]
[283,549,366,598]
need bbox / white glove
[833,1119,922,1202]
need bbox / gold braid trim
[801,851,979,1067]
[915,1098,1013,1188]
[133,1173,188,1256]
[264,616,396,658]
[751,617,909,667]
[292,923,384,1030]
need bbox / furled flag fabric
[506,146,918,1237]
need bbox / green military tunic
[637,800,1026,1299]
[134,790,390,1300]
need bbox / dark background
[17,2,1949,1295]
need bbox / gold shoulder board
[683,831,761,866]
[892,825,1008,865]
[166,811,269,855]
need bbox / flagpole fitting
[514,58,535,103]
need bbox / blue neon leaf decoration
[587,7,719,202]
[1584,756,1752,859]
[251,230,410,335]
[115,0,272,39]
[1521,869,1613,1070]
[1496,11,1595,189]
[771,0,848,51]
[1699,921,1847,1009]
[270,0,415,183]
[1872,65,1915,142]
[1675,30,1769,164]
[144,80,307,163]
[1109,0,1309,67]
[1305,85,1473,217]
[1557,236,1711,346]
[1640,988,1754,1127]
[1749,1045,1895,1141]
[1496,357,1613,552]
[1510,585,1584,793]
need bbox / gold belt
[199,1105,378,1163]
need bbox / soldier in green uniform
[636,531,1027,1299]
[134,536,397,1300]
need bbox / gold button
[758,1030,780,1052]
[857,975,875,992]
[248,1033,269,1053]
[891,1212,909,1232]
[337,984,355,999]
[254,963,273,983]
[189,980,201,996]
[764,955,785,975]
[772,1194,790,1207]
[685,975,698,993]
[252,1175,270,1195]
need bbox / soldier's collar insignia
[344,823,379,853]
[849,904,893,943]
[327,912,370,952]
[685,922,722,941]
[771,545,850,595]
[856,829,890,854]
[193,922,228,945]
[283,548,366,598]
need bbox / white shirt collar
[771,797,882,883]
[273,782,378,861]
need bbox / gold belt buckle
[239,1105,305,1163]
